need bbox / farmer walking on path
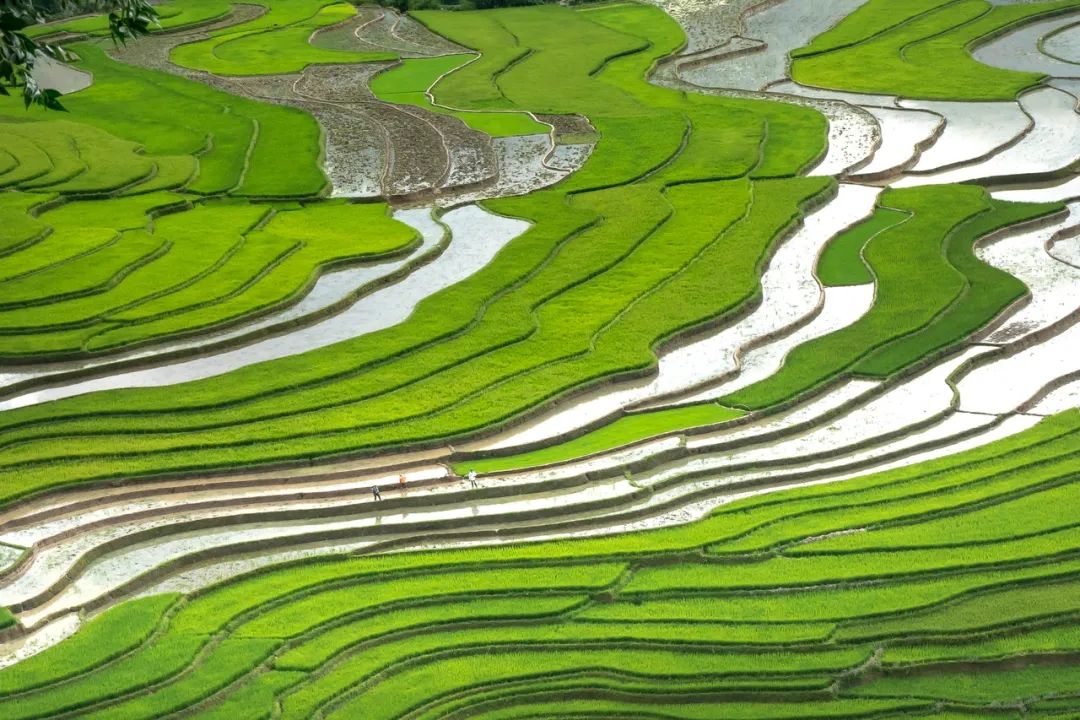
[467,469,478,488]
[372,484,382,501]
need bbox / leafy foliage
[0,0,156,109]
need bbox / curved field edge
[1,410,1079,717]
[789,0,1080,100]
[0,1,834,505]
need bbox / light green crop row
[596,556,1080,623]
[275,595,586,670]
[0,119,162,194]
[884,621,1080,665]
[838,575,1080,640]
[0,633,206,720]
[0,178,825,478]
[0,198,416,358]
[318,644,871,720]
[0,594,177,697]
[4,414,1080,717]
[803,478,1080,553]
[710,445,1080,556]
[851,663,1080,704]
[816,208,908,286]
[2,1,1078,717]
[50,41,327,197]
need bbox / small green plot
[170,2,396,76]
[371,55,548,137]
[0,594,178,696]
[817,207,908,286]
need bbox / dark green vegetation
[815,208,906,286]
[792,0,1080,99]
[3,411,1080,717]
[3,0,158,109]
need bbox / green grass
[0,634,207,720]
[0,135,54,187]
[275,595,587,670]
[460,699,929,720]
[792,0,1080,100]
[0,178,831,490]
[800,478,1080,554]
[709,443,1080,557]
[0,226,120,283]
[793,0,953,58]
[0,167,825,500]
[596,557,1080,622]
[0,229,168,309]
[191,671,305,720]
[228,563,625,638]
[411,9,529,110]
[455,402,744,475]
[839,576,1080,640]
[77,638,281,720]
[0,119,161,194]
[320,645,871,720]
[854,198,1061,376]
[0,193,50,254]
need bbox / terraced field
[0,0,1079,716]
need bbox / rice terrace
[2,0,1080,715]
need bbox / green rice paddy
[3,413,1080,717]
[1,0,1078,716]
